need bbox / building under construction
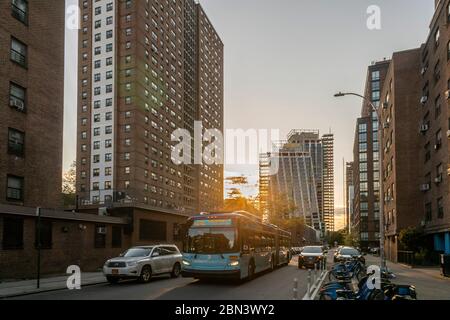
[259,130,334,235]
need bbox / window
[9,82,26,111]
[11,37,27,67]
[105,167,112,176]
[139,220,167,241]
[372,71,380,81]
[94,225,106,248]
[8,128,25,157]
[112,226,122,248]
[104,181,112,190]
[11,0,28,24]
[2,217,23,250]
[35,220,52,249]
[358,123,367,133]
[7,175,24,201]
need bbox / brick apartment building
[352,60,390,250]
[378,49,423,262]
[0,0,64,209]
[0,1,159,280]
[75,0,224,248]
[352,0,450,258]
[418,0,450,255]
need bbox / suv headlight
[127,261,138,267]
[104,260,110,267]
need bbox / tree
[62,161,76,207]
[325,230,345,246]
[267,193,297,225]
[398,227,425,251]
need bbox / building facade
[345,161,354,233]
[379,49,423,262]
[322,133,335,232]
[352,60,390,250]
[0,0,65,209]
[261,130,334,234]
[75,0,224,237]
[418,0,450,254]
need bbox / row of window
[1,217,122,250]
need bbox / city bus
[181,211,292,280]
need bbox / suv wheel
[139,266,152,283]
[171,263,181,278]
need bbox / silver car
[103,245,183,284]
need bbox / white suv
[103,245,183,284]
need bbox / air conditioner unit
[445,90,450,100]
[420,96,428,104]
[420,124,429,133]
[420,184,430,192]
[435,175,443,184]
[97,227,107,234]
[10,99,25,111]
[98,207,108,216]
[421,67,427,75]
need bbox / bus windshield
[186,227,238,254]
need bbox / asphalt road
[10,256,317,300]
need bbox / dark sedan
[298,246,327,269]
[333,247,365,264]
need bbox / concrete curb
[0,280,107,299]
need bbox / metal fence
[397,251,415,266]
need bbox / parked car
[333,246,365,264]
[298,246,327,269]
[103,245,183,284]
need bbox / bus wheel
[248,261,255,280]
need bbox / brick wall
[0,215,131,280]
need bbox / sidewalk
[365,255,450,300]
[0,272,106,299]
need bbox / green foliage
[398,227,425,251]
[325,230,345,246]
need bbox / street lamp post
[334,92,386,269]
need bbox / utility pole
[36,207,41,289]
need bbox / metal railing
[292,259,328,300]
[397,250,415,266]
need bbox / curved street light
[335,91,386,269]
